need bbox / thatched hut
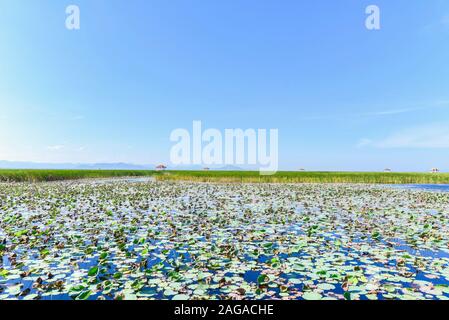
[156,164,167,171]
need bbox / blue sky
[0,0,449,171]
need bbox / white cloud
[362,101,449,117]
[361,107,422,117]
[356,138,373,148]
[442,15,449,28]
[423,14,449,32]
[436,100,449,106]
[360,122,449,149]
[301,100,449,121]
[47,145,65,151]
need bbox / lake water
[393,184,449,192]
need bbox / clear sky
[0,0,449,171]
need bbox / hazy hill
[0,160,151,170]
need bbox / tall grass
[0,170,158,182]
[155,171,449,184]
[1,169,449,184]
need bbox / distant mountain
[169,165,204,171]
[0,161,248,171]
[0,160,152,170]
[169,165,245,171]
[74,163,150,170]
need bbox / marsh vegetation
[1,170,449,184]
[0,170,157,182]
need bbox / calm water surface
[393,184,449,192]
